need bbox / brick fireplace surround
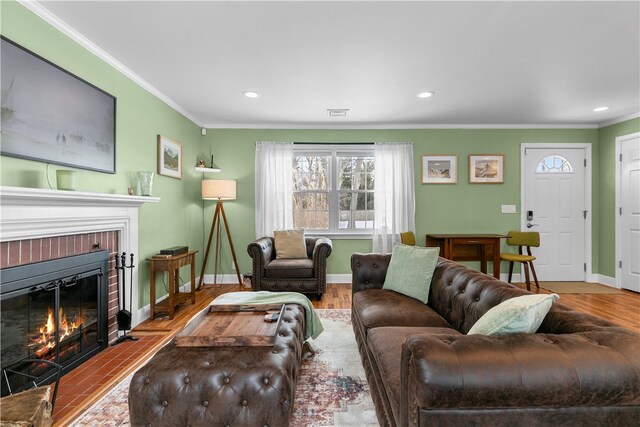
[1,231,121,342]
[0,186,159,339]
[0,186,165,422]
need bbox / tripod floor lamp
[198,179,242,289]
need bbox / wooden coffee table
[175,304,285,347]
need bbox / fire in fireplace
[1,251,109,396]
[32,306,88,360]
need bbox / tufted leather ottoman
[128,304,305,427]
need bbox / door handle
[526,223,539,229]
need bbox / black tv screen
[1,36,116,174]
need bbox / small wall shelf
[195,166,221,173]
[196,166,221,173]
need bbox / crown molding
[18,0,203,127]
[598,112,640,128]
[202,122,599,130]
[18,1,634,133]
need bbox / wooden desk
[425,234,505,279]
[149,250,198,320]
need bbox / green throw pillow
[382,244,439,304]
[467,293,559,335]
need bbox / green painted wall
[597,118,640,277]
[3,1,634,290]
[203,128,599,276]
[0,2,204,307]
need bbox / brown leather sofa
[351,253,640,427]
[247,236,332,299]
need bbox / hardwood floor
[53,281,640,425]
[134,282,640,334]
[524,284,640,334]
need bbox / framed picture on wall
[157,135,183,179]
[469,154,504,184]
[421,155,457,184]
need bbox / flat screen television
[1,36,116,174]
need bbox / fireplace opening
[1,251,109,396]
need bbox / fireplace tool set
[115,252,138,344]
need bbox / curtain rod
[293,142,374,145]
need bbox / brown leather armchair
[247,236,332,299]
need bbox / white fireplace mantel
[0,186,159,327]
[0,186,159,241]
[0,185,159,208]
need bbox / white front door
[617,133,640,292]
[523,147,587,281]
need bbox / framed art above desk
[425,234,506,279]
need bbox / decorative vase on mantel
[137,171,154,196]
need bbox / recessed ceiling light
[243,91,260,98]
[593,106,609,112]
[417,91,435,99]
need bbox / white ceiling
[32,1,640,128]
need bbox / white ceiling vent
[327,108,349,117]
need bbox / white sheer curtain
[255,142,294,237]
[372,142,415,253]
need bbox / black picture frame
[1,36,116,174]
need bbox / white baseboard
[137,306,150,326]
[498,272,619,288]
[136,279,197,327]
[201,273,244,285]
[328,273,351,283]
[594,274,617,288]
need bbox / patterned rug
[69,309,377,427]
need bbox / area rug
[69,309,377,427]
[540,281,621,294]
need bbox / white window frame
[293,144,374,239]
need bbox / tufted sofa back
[428,257,625,335]
[352,254,621,336]
[428,257,529,333]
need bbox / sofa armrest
[311,237,333,266]
[400,331,640,426]
[247,237,274,265]
[351,253,392,294]
[247,237,274,289]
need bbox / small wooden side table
[425,234,505,279]
[148,250,198,320]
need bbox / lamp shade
[202,179,236,200]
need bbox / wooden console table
[149,250,198,320]
[425,234,505,279]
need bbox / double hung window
[292,145,374,236]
